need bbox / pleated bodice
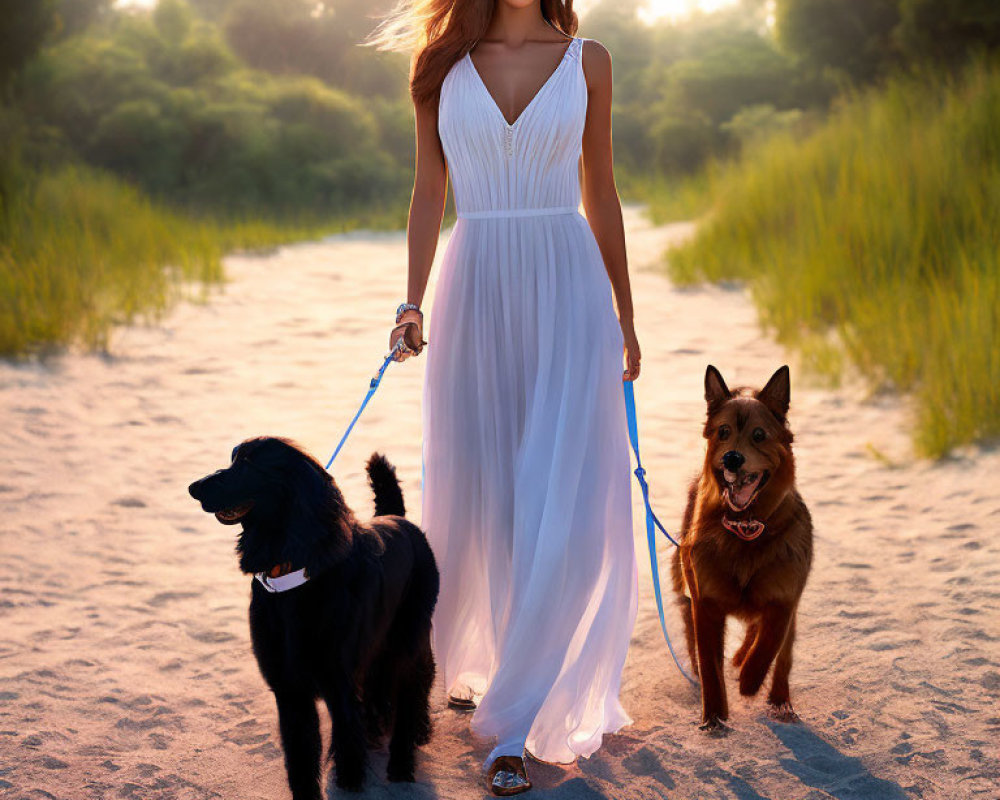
[437,36,586,217]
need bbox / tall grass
[0,161,409,357]
[618,168,715,222]
[1,163,220,354]
[666,56,1000,457]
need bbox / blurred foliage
[53,0,114,39]
[666,56,1000,457]
[895,0,1000,67]
[641,1,1000,456]
[5,0,1000,216]
[0,100,409,356]
[3,0,1000,362]
[11,0,414,218]
[222,0,404,98]
[775,0,901,84]
[1,0,57,92]
[776,0,1000,84]
[592,0,832,180]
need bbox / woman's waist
[455,203,583,220]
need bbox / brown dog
[671,365,813,731]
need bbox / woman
[368,0,641,794]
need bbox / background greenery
[655,0,1000,457]
[1,0,997,455]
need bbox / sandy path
[1,204,998,799]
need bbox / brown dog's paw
[698,716,732,736]
[766,701,800,723]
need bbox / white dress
[420,35,638,766]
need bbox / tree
[0,0,57,92]
[223,0,402,96]
[896,0,1000,66]
[54,0,113,38]
[775,0,900,84]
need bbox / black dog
[188,436,439,797]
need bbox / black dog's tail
[366,452,405,517]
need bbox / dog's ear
[704,365,731,411]
[284,456,353,573]
[757,365,790,422]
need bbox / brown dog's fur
[671,365,813,731]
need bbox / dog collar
[254,566,309,593]
[722,516,765,541]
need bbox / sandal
[485,755,531,796]
[446,688,477,711]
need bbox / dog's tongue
[733,479,757,506]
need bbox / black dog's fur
[188,436,439,797]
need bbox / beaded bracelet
[396,302,422,323]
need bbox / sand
[1,204,998,799]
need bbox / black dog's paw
[386,763,416,783]
[332,768,365,793]
[387,749,416,783]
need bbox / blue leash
[624,379,699,686]
[322,346,697,687]
[324,342,401,471]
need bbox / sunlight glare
[638,0,740,24]
[114,0,744,25]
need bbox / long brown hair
[363,1,579,110]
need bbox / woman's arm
[579,39,641,381]
[390,76,449,358]
[406,88,449,308]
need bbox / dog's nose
[188,474,214,499]
[722,451,745,472]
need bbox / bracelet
[396,302,422,323]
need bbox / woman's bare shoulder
[579,38,612,88]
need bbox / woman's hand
[621,318,641,381]
[389,308,426,361]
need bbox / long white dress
[420,35,638,767]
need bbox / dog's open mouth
[722,469,769,512]
[215,502,254,524]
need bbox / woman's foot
[447,686,477,711]
[485,755,532,796]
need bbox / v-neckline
[465,37,577,129]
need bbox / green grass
[0,161,409,357]
[664,56,1000,458]
[618,167,715,223]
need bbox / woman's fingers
[389,326,412,361]
[389,321,426,361]
[403,322,424,350]
[622,336,641,381]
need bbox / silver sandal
[485,755,532,796]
